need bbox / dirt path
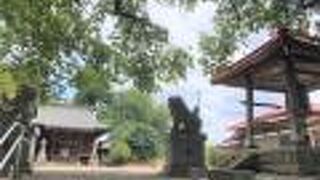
[34,163,162,175]
[22,163,187,180]
[24,172,163,180]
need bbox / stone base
[256,173,320,180]
[208,169,255,180]
[166,133,206,178]
[166,165,206,178]
[208,171,320,180]
[166,165,188,177]
[258,147,320,175]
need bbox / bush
[205,142,216,168]
[127,125,165,161]
[108,141,132,165]
[99,89,170,164]
[205,142,237,168]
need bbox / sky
[147,1,320,144]
[146,1,258,143]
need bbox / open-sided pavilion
[211,28,320,174]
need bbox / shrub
[127,125,165,161]
[100,90,170,164]
[108,141,132,165]
[205,142,237,168]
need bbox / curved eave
[211,33,283,86]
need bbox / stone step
[256,173,319,180]
[208,170,320,180]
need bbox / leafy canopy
[0,0,193,102]
[200,0,317,71]
[1,0,310,101]
[98,89,170,162]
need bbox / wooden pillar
[283,52,309,147]
[245,74,255,148]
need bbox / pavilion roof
[211,29,320,92]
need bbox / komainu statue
[166,96,206,177]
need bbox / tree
[1,0,316,102]
[98,89,170,163]
[0,0,192,102]
[200,0,320,72]
[73,46,191,106]
[72,64,111,106]
[0,64,17,99]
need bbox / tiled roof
[228,104,320,131]
[211,32,282,84]
[32,105,106,131]
[211,28,320,91]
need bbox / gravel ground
[18,164,189,180]
[22,172,170,180]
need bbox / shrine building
[31,105,106,163]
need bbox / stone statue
[166,96,206,177]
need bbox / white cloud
[147,1,215,50]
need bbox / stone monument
[166,96,206,177]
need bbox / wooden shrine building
[211,28,320,175]
[31,105,106,164]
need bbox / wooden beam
[291,53,320,64]
[230,75,286,92]
[283,50,310,146]
[245,74,255,148]
[296,69,320,76]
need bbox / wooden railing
[0,122,21,145]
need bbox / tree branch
[301,0,319,9]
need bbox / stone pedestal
[167,134,206,177]
[166,96,206,177]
